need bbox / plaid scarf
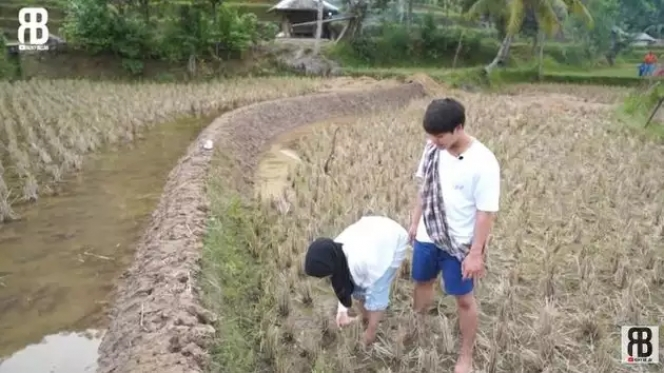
[420,141,470,262]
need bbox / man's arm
[469,211,495,255]
[410,144,427,229]
[470,156,500,255]
[410,192,423,227]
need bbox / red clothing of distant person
[644,52,657,64]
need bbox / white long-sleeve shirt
[334,216,409,313]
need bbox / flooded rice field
[0,116,209,373]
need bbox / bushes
[330,13,599,68]
[510,42,592,66]
[330,14,499,67]
[60,0,263,74]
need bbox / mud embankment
[96,81,428,373]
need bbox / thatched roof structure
[268,0,341,13]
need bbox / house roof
[633,32,657,41]
[268,0,341,12]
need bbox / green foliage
[565,0,619,59]
[0,36,10,79]
[330,14,499,67]
[0,36,19,80]
[623,81,664,116]
[619,0,664,34]
[510,42,591,66]
[203,195,265,373]
[60,0,261,74]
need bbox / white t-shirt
[414,137,500,247]
[334,215,409,312]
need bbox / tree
[469,0,593,75]
[618,0,663,33]
[531,0,593,80]
[564,0,619,64]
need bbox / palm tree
[468,0,593,75]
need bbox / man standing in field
[644,50,658,76]
[408,98,500,373]
[304,215,409,346]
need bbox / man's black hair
[422,98,466,135]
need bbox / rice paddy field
[0,76,345,372]
[203,80,664,373]
[0,77,328,222]
[1,72,663,373]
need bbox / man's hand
[335,311,357,328]
[461,251,485,280]
[408,222,418,243]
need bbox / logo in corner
[17,7,50,51]
[621,326,659,364]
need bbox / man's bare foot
[454,354,472,373]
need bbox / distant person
[304,215,409,346]
[408,98,501,373]
[644,51,657,76]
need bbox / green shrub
[510,42,592,66]
[226,3,277,22]
[0,36,14,79]
[330,15,499,67]
[60,0,260,74]
[623,81,664,116]
[256,21,279,41]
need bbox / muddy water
[255,117,353,199]
[254,123,338,200]
[0,116,210,372]
[256,145,302,200]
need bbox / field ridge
[96,80,428,373]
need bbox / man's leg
[361,266,398,345]
[411,240,441,314]
[440,251,476,373]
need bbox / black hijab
[304,237,354,308]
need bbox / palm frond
[506,0,525,36]
[465,0,505,21]
[535,0,561,36]
[566,0,594,28]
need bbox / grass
[341,62,661,89]
[617,81,664,139]
[202,175,267,372]
[0,77,329,222]
[203,80,664,372]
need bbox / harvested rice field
[0,77,331,222]
[203,81,664,373]
[1,75,403,373]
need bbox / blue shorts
[352,266,399,312]
[411,240,473,296]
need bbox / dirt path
[96,80,428,373]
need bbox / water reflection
[0,329,102,373]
